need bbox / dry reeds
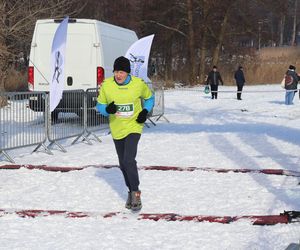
[4,68,27,92]
[221,46,300,85]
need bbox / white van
[28,18,138,118]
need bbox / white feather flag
[50,17,69,112]
[125,34,154,82]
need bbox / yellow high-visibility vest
[98,76,152,139]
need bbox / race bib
[116,103,134,117]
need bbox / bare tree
[0,0,85,92]
[197,0,211,82]
[291,0,298,45]
[186,0,197,84]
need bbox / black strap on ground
[281,211,300,223]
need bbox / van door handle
[67,76,73,86]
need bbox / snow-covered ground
[1,84,300,250]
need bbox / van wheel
[51,111,59,122]
[75,110,83,118]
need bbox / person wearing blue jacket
[284,65,299,105]
[234,66,246,100]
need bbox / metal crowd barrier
[46,89,86,152]
[43,88,110,151]
[83,88,109,143]
[147,85,169,125]
[0,91,49,162]
[0,86,165,163]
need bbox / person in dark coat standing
[284,65,299,105]
[234,66,246,100]
[206,65,224,99]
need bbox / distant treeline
[1,0,300,90]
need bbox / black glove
[106,101,117,114]
[136,109,148,123]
